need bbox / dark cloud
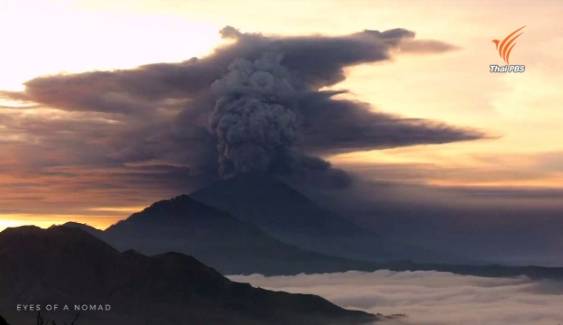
[4,27,561,260]
[300,93,483,155]
[4,27,410,113]
[0,26,482,208]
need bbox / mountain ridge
[0,226,376,325]
[66,194,376,275]
[60,175,563,280]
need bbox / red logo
[492,26,526,64]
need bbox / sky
[231,270,563,325]
[0,0,562,231]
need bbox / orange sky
[1,0,562,230]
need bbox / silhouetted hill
[0,226,375,325]
[192,173,447,263]
[74,195,374,275]
[62,221,104,236]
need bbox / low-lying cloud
[231,270,563,325]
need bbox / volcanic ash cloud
[210,53,299,177]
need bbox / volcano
[192,173,442,263]
[66,195,374,275]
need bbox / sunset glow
[1,0,562,229]
[3,2,563,324]
[0,213,117,231]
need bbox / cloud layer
[231,270,563,325]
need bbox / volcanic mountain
[0,226,375,325]
[66,195,374,275]
[191,174,443,263]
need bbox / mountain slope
[192,174,444,263]
[0,226,375,325]
[69,195,374,275]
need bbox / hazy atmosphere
[0,1,562,324]
[1,0,563,266]
[1,0,562,230]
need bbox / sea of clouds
[230,270,563,325]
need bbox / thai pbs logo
[490,26,526,73]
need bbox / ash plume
[0,26,482,192]
[209,53,299,177]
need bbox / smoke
[0,26,483,198]
[210,53,299,177]
[205,29,471,179]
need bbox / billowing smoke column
[1,26,478,188]
[210,53,300,177]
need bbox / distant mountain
[63,221,104,236]
[65,196,375,275]
[0,226,375,325]
[377,260,563,281]
[192,173,448,263]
